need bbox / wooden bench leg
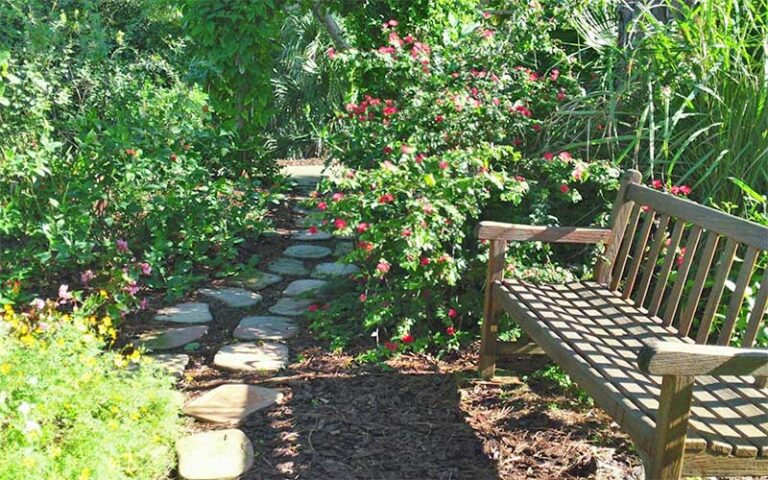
[478,239,506,380]
[645,375,694,480]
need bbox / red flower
[438,254,450,263]
[357,241,374,252]
[532,124,542,132]
[383,146,393,155]
[383,105,397,116]
[420,257,430,266]
[439,160,449,170]
[307,304,319,312]
[357,222,369,233]
[415,153,426,164]
[327,47,336,59]
[448,308,458,319]
[308,225,318,234]
[560,184,570,193]
[401,334,414,344]
[359,293,367,303]
[543,152,554,161]
[512,138,523,147]
[446,326,456,336]
[513,105,532,117]
[378,193,395,204]
[377,261,391,274]
[333,218,347,230]
[676,247,687,268]
[378,46,396,55]
[435,114,444,123]
[652,179,664,189]
[384,341,398,352]
[557,90,567,102]
[332,192,344,202]
[125,148,136,156]
[679,185,692,196]
[671,185,681,195]
[549,69,560,81]
[169,153,177,162]
[401,228,412,237]
[317,201,328,211]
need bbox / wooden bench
[477,169,768,479]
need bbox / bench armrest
[476,221,611,243]
[638,341,768,377]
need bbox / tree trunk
[311,1,350,51]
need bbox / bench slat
[649,219,686,316]
[744,269,768,348]
[663,225,702,327]
[697,238,739,344]
[633,214,671,307]
[622,209,656,300]
[678,232,720,337]
[718,246,760,345]
[610,203,642,291]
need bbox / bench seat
[495,279,768,470]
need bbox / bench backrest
[600,170,768,348]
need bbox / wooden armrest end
[638,342,768,377]
[476,221,611,243]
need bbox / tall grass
[554,0,768,204]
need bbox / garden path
[135,162,642,480]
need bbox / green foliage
[0,303,181,480]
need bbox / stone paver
[198,287,262,308]
[269,297,315,316]
[225,271,283,291]
[292,229,332,241]
[154,303,212,324]
[149,353,190,377]
[177,429,254,480]
[311,262,359,278]
[233,316,297,341]
[333,242,354,257]
[139,326,208,351]
[283,164,324,190]
[268,257,309,276]
[282,279,327,297]
[283,244,332,260]
[213,342,289,372]
[184,384,283,424]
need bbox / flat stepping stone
[291,229,332,241]
[283,244,332,260]
[177,429,254,480]
[268,257,309,276]
[213,342,289,372]
[154,303,212,324]
[184,384,282,425]
[225,271,283,291]
[149,353,189,377]
[234,316,297,341]
[283,279,327,297]
[334,242,354,257]
[139,326,207,351]
[311,262,360,278]
[198,287,262,308]
[269,297,315,316]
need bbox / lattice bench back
[599,171,768,348]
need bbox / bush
[0,301,182,480]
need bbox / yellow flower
[99,290,108,298]
[22,456,35,467]
[79,468,92,480]
[20,334,35,346]
[0,363,10,375]
[129,350,141,363]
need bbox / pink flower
[356,223,369,234]
[446,326,456,336]
[415,153,426,164]
[317,201,328,211]
[383,105,397,116]
[557,90,567,101]
[377,261,391,274]
[671,185,681,195]
[482,29,494,38]
[378,193,395,204]
[549,69,560,81]
[125,148,136,156]
[572,166,585,182]
[307,304,319,312]
[422,203,434,214]
[434,114,444,123]
[401,334,414,344]
[420,257,430,266]
[116,239,129,252]
[492,97,500,106]
[676,247,687,268]
[558,151,573,162]
[439,160,449,170]
[543,152,554,161]
[401,228,412,237]
[80,269,96,285]
[332,192,344,202]
[560,184,570,193]
[404,34,415,43]
[679,185,692,196]
[448,308,458,319]
[384,341,398,352]
[359,293,367,303]
[387,19,399,27]
[140,262,152,276]
[58,284,72,302]
[532,124,542,132]
[357,241,374,252]
[308,225,318,234]
[378,46,396,55]
[139,298,149,310]
[513,105,532,117]
[401,144,414,154]
[123,281,139,296]
[333,218,347,230]
[327,47,336,59]
[388,31,403,47]
[30,298,45,310]
[652,179,664,189]
[437,254,450,263]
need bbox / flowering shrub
[0,301,181,480]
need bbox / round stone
[311,262,359,278]
[154,303,212,324]
[198,287,262,308]
[213,342,289,372]
[149,353,190,377]
[268,257,309,276]
[234,316,297,341]
[183,384,283,425]
[282,279,327,297]
[283,244,332,260]
[139,326,208,351]
[292,229,332,241]
[225,271,283,291]
[176,429,254,480]
[269,297,315,316]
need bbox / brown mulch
[124,180,648,480]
